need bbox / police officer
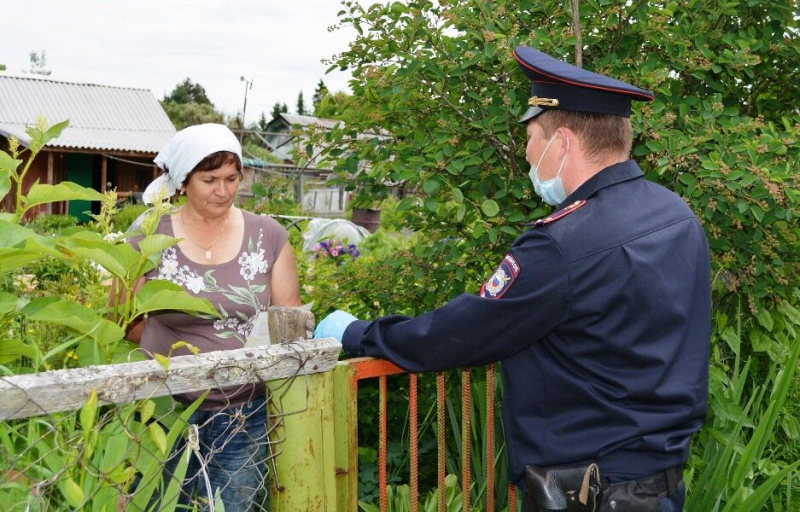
[316,46,710,511]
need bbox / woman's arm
[270,242,302,307]
[108,276,147,344]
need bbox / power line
[102,154,155,168]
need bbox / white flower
[251,250,268,273]
[160,258,179,278]
[238,248,268,282]
[241,265,256,281]
[103,231,124,243]
[185,275,206,294]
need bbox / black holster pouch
[525,462,601,512]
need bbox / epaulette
[531,200,587,227]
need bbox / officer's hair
[537,111,633,162]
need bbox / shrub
[113,203,149,232]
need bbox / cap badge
[528,96,560,107]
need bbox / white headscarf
[143,123,242,204]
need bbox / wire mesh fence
[0,335,340,512]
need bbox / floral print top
[140,210,288,409]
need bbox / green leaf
[59,232,142,279]
[422,179,440,195]
[60,477,85,509]
[0,151,23,176]
[154,353,170,370]
[80,388,99,435]
[131,392,208,509]
[678,173,697,188]
[24,181,105,209]
[21,296,125,344]
[149,422,168,455]
[756,309,773,331]
[451,187,463,204]
[782,414,800,440]
[424,198,439,213]
[481,199,500,217]
[251,181,266,197]
[720,326,740,356]
[734,461,800,512]
[140,399,156,424]
[0,221,65,273]
[0,291,19,316]
[135,279,220,318]
[0,339,37,364]
[137,233,180,259]
[0,161,19,200]
[42,118,70,142]
[749,205,764,222]
[731,337,800,488]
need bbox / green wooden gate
[65,153,94,222]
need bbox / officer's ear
[556,127,573,157]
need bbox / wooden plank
[269,371,338,510]
[333,361,359,511]
[0,337,339,421]
[45,152,54,214]
[100,154,107,192]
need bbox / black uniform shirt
[342,160,711,485]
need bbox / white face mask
[528,132,569,206]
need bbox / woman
[122,123,301,510]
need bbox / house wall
[0,138,65,218]
[1,136,157,219]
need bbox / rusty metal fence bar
[335,358,517,512]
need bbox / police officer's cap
[514,46,654,123]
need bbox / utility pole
[240,76,254,141]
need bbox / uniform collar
[558,160,643,207]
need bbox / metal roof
[0,74,176,153]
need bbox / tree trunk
[570,0,583,68]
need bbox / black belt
[598,465,683,512]
[524,463,684,512]
[602,465,682,495]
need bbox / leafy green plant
[24,213,80,234]
[686,304,800,511]
[113,203,149,232]
[359,474,465,512]
[0,118,222,510]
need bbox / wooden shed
[0,74,176,221]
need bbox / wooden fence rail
[0,307,339,421]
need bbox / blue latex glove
[314,310,358,343]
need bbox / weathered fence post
[333,361,359,510]
[267,307,340,511]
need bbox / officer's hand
[314,310,358,344]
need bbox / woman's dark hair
[182,151,243,186]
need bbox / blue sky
[1,0,358,122]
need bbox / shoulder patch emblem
[480,253,521,299]
[531,200,587,227]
